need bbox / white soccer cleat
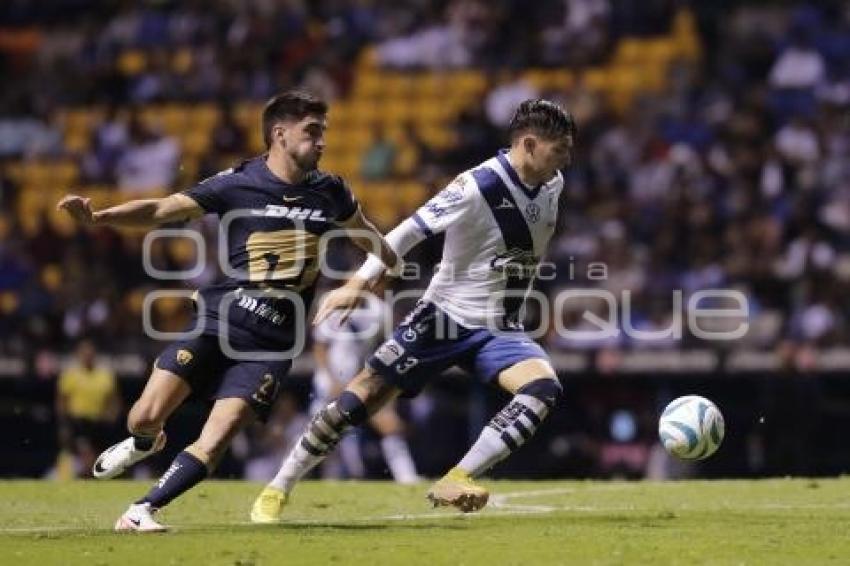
[93,432,166,479]
[114,502,168,533]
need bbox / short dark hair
[262,90,328,148]
[508,99,576,143]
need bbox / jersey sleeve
[328,176,359,223]
[411,173,476,236]
[182,167,238,215]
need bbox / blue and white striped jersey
[412,150,563,329]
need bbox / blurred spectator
[375,0,501,69]
[82,104,128,184]
[484,70,539,128]
[300,64,340,103]
[452,105,501,169]
[55,339,122,478]
[540,0,612,66]
[768,31,826,90]
[376,24,471,69]
[0,173,17,210]
[211,103,247,156]
[0,113,62,158]
[774,116,820,165]
[115,114,179,193]
[360,125,397,180]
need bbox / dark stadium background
[1,0,849,479]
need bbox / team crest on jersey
[525,203,541,223]
[176,349,193,366]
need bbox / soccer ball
[658,395,725,460]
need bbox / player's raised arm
[57,193,205,228]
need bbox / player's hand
[313,277,369,326]
[57,194,96,225]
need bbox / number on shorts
[252,373,277,405]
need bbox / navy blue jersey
[182,156,358,351]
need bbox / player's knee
[517,377,562,409]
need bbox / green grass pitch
[0,479,848,565]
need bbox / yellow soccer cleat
[250,486,288,524]
[426,467,489,513]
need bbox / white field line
[4,488,850,534]
[0,488,576,533]
[0,510,549,534]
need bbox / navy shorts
[367,301,551,397]
[155,334,292,421]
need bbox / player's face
[529,134,574,179]
[278,114,327,170]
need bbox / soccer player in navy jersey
[58,91,399,532]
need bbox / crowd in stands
[1,0,849,372]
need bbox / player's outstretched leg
[116,397,253,532]
[428,362,561,513]
[251,369,397,523]
[94,368,189,479]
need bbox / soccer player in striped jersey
[251,99,575,521]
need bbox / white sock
[267,400,354,494]
[380,434,419,484]
[268,443,322,494]
[456,426,509,476]
[457,394,549,477]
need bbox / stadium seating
[5,9,703,233]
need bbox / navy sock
[133,434,156,451]
[138,451,208,508]
[337,391,368,425]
